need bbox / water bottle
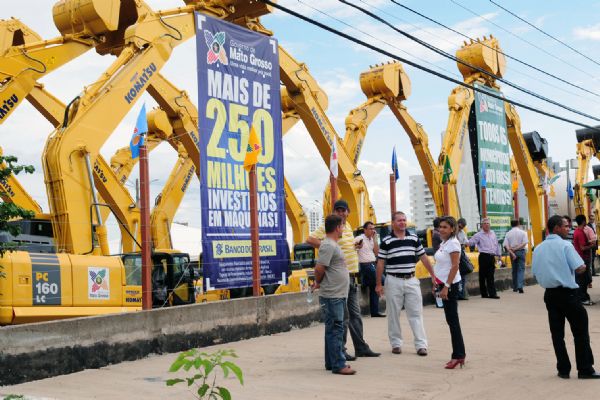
[306,287,314,304]
[435,287,444,308]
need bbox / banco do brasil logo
[204,30,228,65]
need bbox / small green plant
[3,395,25,400]
[166,349,243,400]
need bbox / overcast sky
[3,0,600,251]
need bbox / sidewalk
[2,284,600,400]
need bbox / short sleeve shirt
[356,234,376,263]
[378,231,425,274]
[317,238,349,298]
[310,222,359,273]
[434,238,462,284]
[532,234,583,289]
[573,229,590,261]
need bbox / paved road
[2,285,600,400]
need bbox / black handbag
[459,250,474,276]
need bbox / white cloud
[573,23,600,40]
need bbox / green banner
[474,83,513,239]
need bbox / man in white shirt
[503,220,529,293]
[355,221,384,317]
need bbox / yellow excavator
[344,61,443,216]
[0,0,273,325]
[278,47,376,229]
[442,36,545,245]
[574,127,600,218]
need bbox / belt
[387,272,415,279]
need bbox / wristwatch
[444,282,451,288]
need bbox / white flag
[330,139,338,178]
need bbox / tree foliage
[0,154,35,276]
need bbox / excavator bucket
[456,36,506,81]
[359,62,411,101]
[523,131,548,162]
[593,164,600,180]
[53,0,121,37]
[576,126,600,149]
[184,0,271,20]
[0,18,42,54]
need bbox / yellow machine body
[0,251,140,325]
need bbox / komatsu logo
[124,63,157,104]
[180,166,195,192]
[0,94,19,120]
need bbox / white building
[409,175,435,230]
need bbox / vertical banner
[474,83,513,239]
[196,14,288,289]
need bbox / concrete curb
[1,267,533,385]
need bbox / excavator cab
[0,219,55,253]
[523,131,549,162]
[576,126,600,149]
[121,251,194,307]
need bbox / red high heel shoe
[445,358,465,369]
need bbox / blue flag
[481,163,487,188]
[391,146,399,182]
[567,179,574,199]
[130,104,148,159]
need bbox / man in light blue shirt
[532,215,599,379]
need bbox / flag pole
[330,173,337,212]
[389,173,396,215]
[249,164,261,297]
[140,136,152,310]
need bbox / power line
[259,0,600,131]
[388,0,600,99]
[489,0,600,67]
[339,0,600,122]
[295,0,463,80]
[362,0,596,101]
[448,0,597,79]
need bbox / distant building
[409,175,435,230]
[308,205,323,233]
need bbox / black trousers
[478,253,497,297]
[441,283,466,359]
[576,259,591,302]
[544,288,595,375]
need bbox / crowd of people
[308,200,599,379]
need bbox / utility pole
[140,139,152,310]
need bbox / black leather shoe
[371,313,386,318]
[557,372,570,379]
[344,352,357,361]
[518,289,524,294]
[578,371,600,379]
[356,349,381,357]
[490,295,500,299]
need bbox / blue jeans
[511,249,526,290]
[320,297,346,372]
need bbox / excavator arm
[278,46,373,228]
[42,0,269,254]
[0,18,96,124]
[505,105,545,244]
[0,147,42,214]
[359,62,443,216]
[150,150,195,249]
[574,139,595,217]
[438,85,472,217]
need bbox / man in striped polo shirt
[376,211,436,356]
[308,200,380,360]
